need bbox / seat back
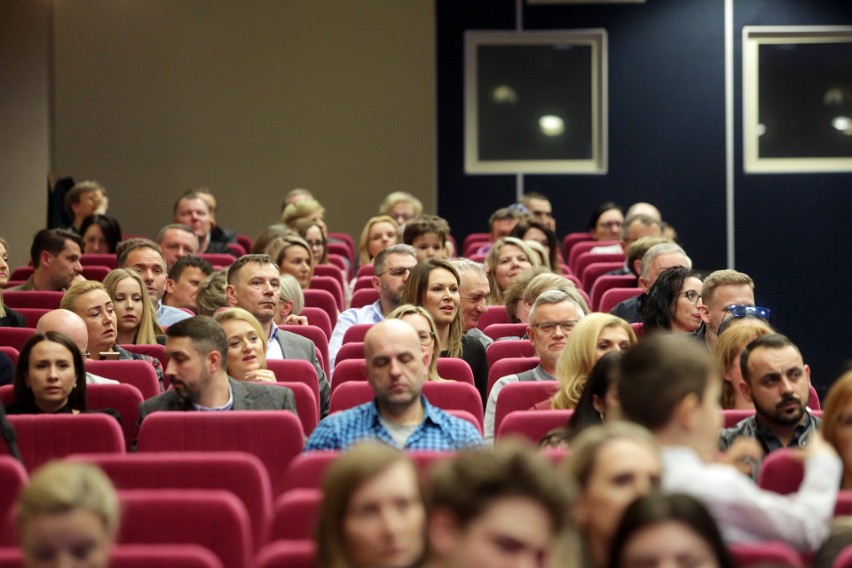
[71,452,272,552]
[568,240,618,272]
[327,242,352,263]
[757,448,804,494]
[0,328,36,351]
[334,342,364,366]
[281,451,341,493]
[86,383,145,450]
[728,542,804,568]
[271,488,322,540]
[477,305,509,330]
[5,414,124,471]
[581,261,625,293]
[486,340,536,371]
[309,275,344,311]
[591,274,637,311]
[0,545,226,568]
[312,264,345,291]
[355,264,375,278]
[266,359,320,414]
[276,382,319,435]
[86,360,160,399]
[341,323,374,344]
[330,359,367,393]
[12,308,49,328]
[436,358,475,386]
[197,253,236,267]
[562,232,594,260]
[722,409,754,428]
[0,457,27,547]
[482,323,528,341]
[118,343,168,372]
[487,357,540,399]
[350,288,379,309]
[254,541,316,568]
[81,253,119,269]
[80,265,111,281]
[599,287,643,314]
[575,253,624,283]
[808,384,821,410]
[497,409,572,443]
[299,307,332,338]
[352,275,375,292]
[279,324,330,377]
[493,381,560,437]
[302,289,338,328]
[136,411,305,497]
[1,292,63,310]
[117,489,251,568]
[0,347,18,366]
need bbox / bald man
[36,309,118,385]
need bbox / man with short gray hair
[610,242,691,323]
[157,223,199,270]
[484,290,584,442]
[451,258,492,349]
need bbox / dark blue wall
[436,0,852,392]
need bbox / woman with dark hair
[640,266,703,333]
[79,214,123,254]
[7,332,87,414]
[512,219,561,272]
[540,351,623,448]
[608,493,735,568]
[0,237,26,328]
[588,202,624,241]
[400,258,488,401]
[315,442,426,568]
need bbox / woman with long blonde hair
[103,269,163,345]
[387,304,445,382]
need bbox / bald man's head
[36,309,90,357]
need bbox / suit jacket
[275,331,331,417]
[137,377,297,424]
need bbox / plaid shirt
[304,396,483,451]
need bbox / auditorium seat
[299,307,332,338]
[476,305,509,330]
[352,275,375,292]
[270,488,322,541]
[266,359,320,414]
[86,360,160,399]
[728,541,804,568]
[197,253,236,267]
[493,381,560,437]
[86,383,145,450]
[722,409,754,428]
[598,287,643,314]
[135,411,304,497]
[568,240,618,272]
[436,358,475,386]
[562,232,594,260]
[0,545,226,568]
[12,308,49,328]
[309,275,344,312]
[356,264,374,278]
[312,264,345,292]
[81,253,119,269]
[341,323,374,344]
[327,242,352,263]
[0,457,27,547]
[280,451,341,494]
[350,288,379,309]
[575,252,624,285]
[485,340,536,372]
[581,261,625,293]
[334,342,364,366]
[591,275,636,311]
[1,292,63,310]
[279,324,330,377]
[487,357,540,399]
[757,449,804,495]
[0,347,17,366]
[496,409,573,443]
[482,323,528,341]
[275,382,319,435]
[119,343,168,373]
[254,540,315,568]
[0,328,36,351]
[302,289,338,328]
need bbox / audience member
[102,269,164,345]
[137,316,296,420]
[610,243,691,323]
[225,254,329,414]
[357,215,399,266]
[696,269,759,351]
[173,190,235,254]
[80,214,123,255]
[718,333,818,474]
[379,191,424,227]
[387,304,445,383]
[280,198,327,233]
[117,238,191,326]
[540,351,623,447]
[193,187,238,247]
[274,273,308,326]
[547,313,636,410]
[640,266,703,334]
[316,442,426,568]
[400,259,488,402]
[588,201,624,241]
[475,207,525,256]
[609,493,735,568]
[11,229,82,291]
[618,334,840,553]
[64,181,107,233]
[295,219,328,265]
[284,188,314,207]
[60,280,164,388]
[713,317,774,410]
[17,461,118,568]
[822,369,852,490]
[608,235,669,279]
[250,224,293,255]
[304,319,483,451]
[485,236,537,305]
[503,266,550,324]
[520,191,556,230]
[156,223,199,269]
[214,307,277,382]
[265,235,314,290]
[564,422,661,568]
[485,290,584,442]
[0,237,25,327]
[195,269,228,316]
[625,201,662,222]
[600,213,664,258]
[512,218,560,270]
[163,255,213,312]
[523,272,591,318]
[420,443,571,568]
[35,309,118,385]
[329,244,417,368]
[403,216,449,262]
[450,259,491,348]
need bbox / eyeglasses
[679,290,701,303]
[532,320,578,335]
[306,239,326,248]
[598,221,623,229]
[376,266,412,278]
[417,331,435,346]
[725,305,771,319]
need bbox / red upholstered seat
[598,287,642,314]
[0,347,18,366]
[299,307,332,339]
[728,541,804,568]
[279,324,330,377]
[281,451,341,493]
[482,323,528,341]
[119,343,168,372]
[497,409,573,443]
[352,275,375,292]
[477,305,509,330]
[0,457,27,547]
[303,289,339,328]
[436,358,475,386]
[254,541,316,568]
[356,264,374,278]
[0,327,35,351]
[86,360,160,399]
[335,342,364,366]
[327,241,352,262]
[275,382,319,435]
[135,411,304,497]
[575,253,624,284]
[581,261,625,293]
[341,323,374,344]
[757,449,804,495]
[329,232,355,257]
[562,232,594,260]
[271,488,322,541]
[568,240,618,272]
[313,264,345,292]
[350,288,379,309]
[81,253,119,269]
[722,409,754,428]
[266,359,320,415]
[487,357,540,399]
[70,452,272,552]
[591,274,637,311]
[2,292,63,310]
[12,308,49,328]
[493,381,560,437]
[117,489,251,568]
[197,253,236,267]
[86,383,144,450]
[310,275,344,312]
[485,340,536,372]
[0,545,226,568]
[3,414,124,471]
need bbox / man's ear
[39,250,52,269]
[739,378,754,403]
[526,326,536,346]
[638,276,649,293]
[207,349,222,373]
[699,303,711,324]
[673,392,700,430]
[165,278,175,295]
[427,508,460,558]
[804,363,812,385]
[632,259,641,277]
[224,284,238,307]
[371,275,381,292]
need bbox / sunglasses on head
[725,305,770,319]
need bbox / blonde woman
[548,313,636,410]
[712,318,773,410]
[387,304,445,382]
[485,236,539,305]
[265,236,314,290]
[103,268,164,345]
[357,216,399,266]
[275,273,308,326]
[214,307,276,383]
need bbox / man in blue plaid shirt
[304,319,483,451]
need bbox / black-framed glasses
[679,290,701,303]
[532,320,578,335]
[376,266,412,278]
[725,305,771,319]
[417,331,435,346]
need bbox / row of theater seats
[2,446,851,568]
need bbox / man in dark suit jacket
[137,316,297,423]
[226,254,330,415]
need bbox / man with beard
[719,333,819,478]
[328,244,417,368]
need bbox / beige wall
[51,0,436,244]
[0,1,51,268]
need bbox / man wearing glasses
[696,269,764,351]
[483,290,584,443]
[328,244,418,369]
